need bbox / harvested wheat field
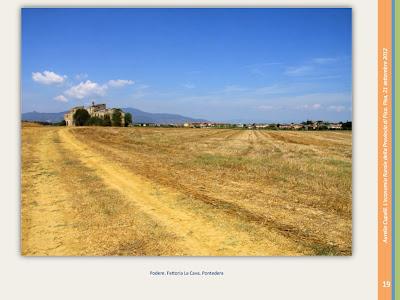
[21,124,352,256]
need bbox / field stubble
[22,125,352,256]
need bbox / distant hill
[122,107,207,124]
[21,107,208,124]
[21,111,68,123]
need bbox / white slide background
[0,1,377,299]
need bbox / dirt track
[22,126,352,256]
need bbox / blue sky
[22,8,352,123]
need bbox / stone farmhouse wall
[64,103,126,126]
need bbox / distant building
[328,123,343,130]
[304,123,318,130]
[278,123,293,130]
[292,124,304,130]
[64,101,126,126]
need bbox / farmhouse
[64,102,126,126]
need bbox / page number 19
[382,281,391,288]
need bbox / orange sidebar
[378,0,393,299]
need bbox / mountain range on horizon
[21,107,208,124]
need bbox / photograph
[21,8,352,256]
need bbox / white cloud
[327,105,346,112]
[136,84,150,90]
[285,66,313,76]
[254,85,281,95]
[258,105,275,111]
[54,95,68,102]
[64,80,107,99]
[298,103,321,110]
[312,103,321,109]
[107,79,134,87]
[32,71,66,85]
[182,83,195,89]
[245,62,283,76]
[75,73,88,80]
[313,57,338,64]
[130,84,151,100]
[222,85,248,93]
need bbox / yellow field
[21,125,352,256]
